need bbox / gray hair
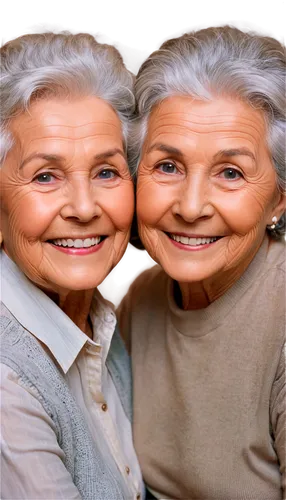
[0,32,135,167]
[132,26,286,238]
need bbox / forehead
[10,96,123,146]
[145,96,267,151]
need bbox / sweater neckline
[167,237,269,337]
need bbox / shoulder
[117,265,168,351]
[270,341,285,438]
[241,240,285,344]
[0,304,28,348]
[122,264,168,307]
[1,362,51,416]
[258,239,285,292]
[0,304,41,357]
[0,307,63,408]
[1,302,19,325]
[265,239,285,274]
[124,262,168,295]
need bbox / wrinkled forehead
[1,97,127,175]
[14,97,120,132]
[5,98,124,166]
[145,96,267,149]
[9,96,124,146]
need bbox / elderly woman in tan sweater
[118,26,286,499]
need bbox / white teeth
[181,236,189,244]
[74,239,83,248]
[170,234,219,246]
[83,238,92,248]
[188,238,197,245]
[51,237,102,248]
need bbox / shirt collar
[0,251,116,373]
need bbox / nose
[60,180,102,222]
[173,173,214,223]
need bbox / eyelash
[156,162,179,174]
[218,167,243,180]
[34,172,56,184]
[156,162,243,181]
[96,168,118,179]
[33,167,119,184]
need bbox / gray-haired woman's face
[0,96,134,294]
[136,96,285,285]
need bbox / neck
[46,288,95,338]
[178,269,242,310]
[178,239,266,310]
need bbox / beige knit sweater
[118,238,285,500]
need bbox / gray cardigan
[1,310,133,500]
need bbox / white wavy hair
[0,32,135,167]
[132,26,286,238]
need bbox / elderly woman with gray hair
[0,33,144,500]
[118,26,286,499]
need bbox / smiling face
[0,96,134,294]
[137,96,285,288]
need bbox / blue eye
[157,163,178,174]
[221,168,242,180]
[35,173,54,183]
[98,169,117,179]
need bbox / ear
[267,191,286,225]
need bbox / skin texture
[137,96,285,309]
[0,96,134,334]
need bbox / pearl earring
[270,216,278,230]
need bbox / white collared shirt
[1,251,143,500]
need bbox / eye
[34,172,55,184]
[157,162,178,174]
[97,169,117,179]
[220,168,243,180]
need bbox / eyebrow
[146,143,184,157]
[19,148,126,169]
[147,143,256,163]
[213,148,256,162]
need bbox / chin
[159,259,219,284]
[44,271,106,294]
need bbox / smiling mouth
[167,233,223,246]
[48,236,106,248]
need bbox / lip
[166,232,223,252]
[48,238,105,255]
[46,234,104,241]
[166,232,222,238]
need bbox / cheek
[137,176,173,226]
[136,178,167,260]
[107,182,134,231]
[1,188,58,240]
[216,187,273,236]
